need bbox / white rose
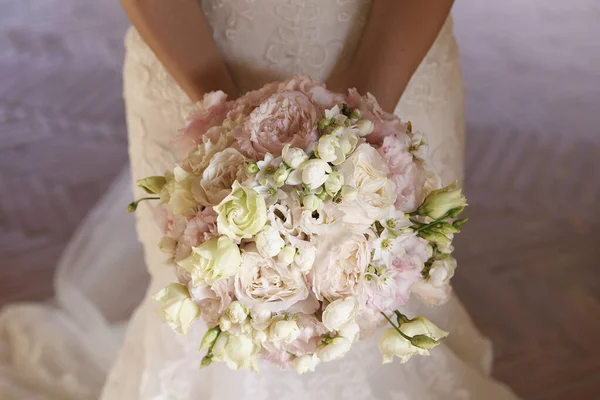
[322,297,358,331]
[301,159,332,190]
[212,332,259,372]
[177,236,241,286]
[339,144,397,224]
[293,354,320,374]
[191,149,249,206]
[153,283,201,336]
[235,249,310,312]
[255,225,285,258]
[269,320,300,343]
[412,257,457,306]
[214,182,268,241]
[316,337,352,362]
[282,144,309,169]
[311,233,369,301]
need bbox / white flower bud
[416,181,467,219]
[338,132,359,155]
[357,119,374,137]
[301,159,332,189]
[269,320,300,343]
[317,135,339,163]
[322,297,357,331]
[341,185,358,201]
[294,245,316,272]
[293,354,320,374]
[324,172,344,196]
[282,144,309,169]
[219,315,233,331]
[302,194,322,212]
[226,301,248,324]
[277,245,296,266]
[316,337,352,362]
[199,326,221,351]
[250,309,272,331]
[273,167,291,187]
[255,225,285,258]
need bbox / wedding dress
[0,1,520,399]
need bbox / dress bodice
[200,0,371,92]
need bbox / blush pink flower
[182,207,218,247]
[278,75,343,110]
[235,91,319,158]
[347,89,408,145]
[176,91,229,151]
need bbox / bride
[0,1,520,399]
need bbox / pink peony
[235,90,320,159]
[176,91,229,151]
[347,89,408,145]
[278,75,343,110]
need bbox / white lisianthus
[412,257,457,306]
[317,135,344,164]
[301,159,332,190]
[235,249,310,312]
[277,245,296,266]
[324,172,344,196]
[161,167,197,215]
[299,200,345,236]
[377,317,448,364]
[339,144,397,225]
[282,144,309,169]
[177,236,241,286]
[357,119,374,137]
[416,181,467,219]
[191,148,249,206]
[294,244,317,273]
[250,309,272,331]
[339,320,360,343]
[322,297,358,331]
[211,331,260,372]
[293,354,320,374]
[214,181,268,241]
[269,319,300,343]
[255,225,285,258]
[316,336,352,362]
[153,283,200,336]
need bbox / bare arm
[328,0,454,112]
[121,0,236,101]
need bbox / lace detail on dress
[102,2,520,399]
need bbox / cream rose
[235,249,310,312]
[214,182,267,241]
[339,144,397,225]
[191,148,249,206]
[235,91,319,158]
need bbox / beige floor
[0,1,598,399]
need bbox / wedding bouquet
[129,76,467,373]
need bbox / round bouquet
[130,76,467,373]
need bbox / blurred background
[0,0,598,399]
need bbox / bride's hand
[121,0,237,102]
[327,0,454,112]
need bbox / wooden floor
[1,1,599,399]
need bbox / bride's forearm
[328,0,454,111]
[121,0,236,101]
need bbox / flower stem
[127,196,160,212]
[381,312,412,341]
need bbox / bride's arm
[327,0,454,111]
[120,0,236,101]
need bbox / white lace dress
[95,1,521,399]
